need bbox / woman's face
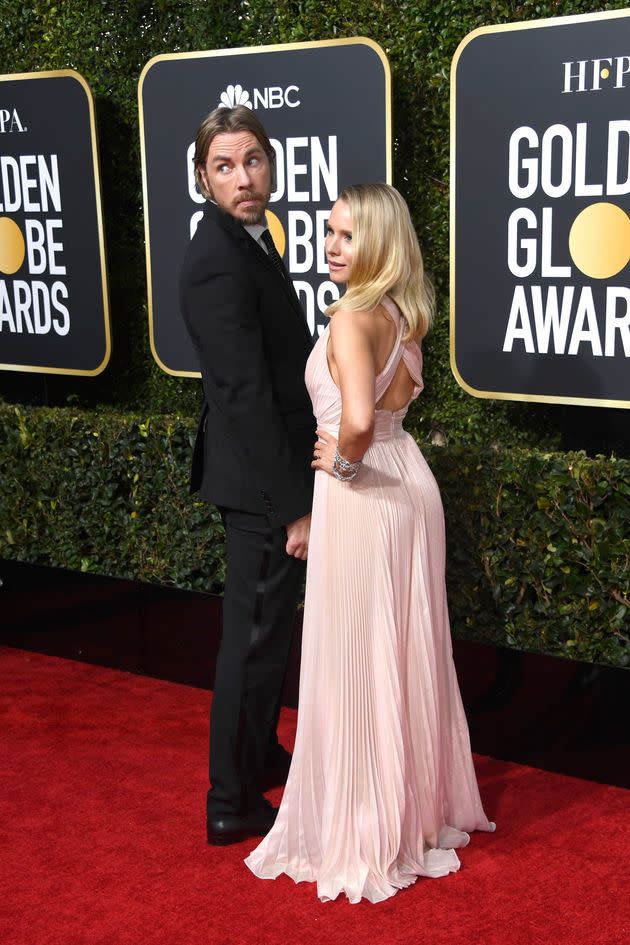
[325,199,353,284]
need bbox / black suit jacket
[179,201,315,527]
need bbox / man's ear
[198,163,212,199]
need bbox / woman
[245,183,494,904]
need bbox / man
[179,106,314,845]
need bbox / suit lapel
[248,239,313,338]
[205,201,313,344]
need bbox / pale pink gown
[245,297,495,903]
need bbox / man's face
[200,130,272,225]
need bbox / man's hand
[285,514,311,560]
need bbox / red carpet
[1,646,628,945]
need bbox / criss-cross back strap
[376,297,424,405]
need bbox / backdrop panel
[139,38,391,376]
[0,70,110,376]
[451,10,630,409]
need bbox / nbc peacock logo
[217,82,301,110]
[218,84,252,109]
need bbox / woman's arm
[332,310,377,460]
[312,310,377,477]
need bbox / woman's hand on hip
[311,429,338,477]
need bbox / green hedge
[0,403,225,592]
[2,403,627,668]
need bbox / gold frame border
[450,8,630,410]
[138,36,393,378]
[0,69,111,377]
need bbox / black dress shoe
[206,802,277,846]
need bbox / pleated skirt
[245,430,495,903]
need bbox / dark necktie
[261,228,288,282]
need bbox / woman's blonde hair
[326,183,434,341]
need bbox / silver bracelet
[332,448,361,481]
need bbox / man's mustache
[235,191,262,204]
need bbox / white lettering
[46,220,65,275]
[604,287,630,356]
[269,137,338,203]
[0,281,17,332]
[32,281,51,334]
[503,286,630,357]
[540,124,573,198]
[189,210,203,239]
[270,139,284,202]
[286,138,309,202]
[615,56,630,89]
[20,155,40,212]
[509,121,630,198]
[24,219,65,274]
[13,281,32,333]
[252,86,301,109]
[507,208,537,277]
[0,156,20,212]
[567,287,602,356]
[288,211,313,273]
[317,280,339,317]
[0,154,61,212]
[562,60,587,93]
[310,137,338,202]
[187,142,205,204]
[541,207,571,278]
[531,285,574,354]
[51,281,70,335]
[508,127,538,198]
[38,155,61,212]
[574,123,603,196]
[285,85,300,107]
[293,280,315,335]
[253,88,269,109]
[316,209,331,274]
[0,108,25,133]
[268,87,284,109]
[503,285,535,353]
[25,220,47,274]
[606,120,630,195]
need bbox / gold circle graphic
[266,210,286,258]
[568,202,630,280]
[601,67,610,79]
[0,216,26,274]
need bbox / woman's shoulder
[330,300,391,326]
[328,306,377,335]
[329,305,397,367]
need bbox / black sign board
[0,70,110,375]
[139,38,391,376]
[452,10,630,408]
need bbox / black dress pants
[207,507,305,818]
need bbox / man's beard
[234,191,267,226]
[241,207,265,225]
